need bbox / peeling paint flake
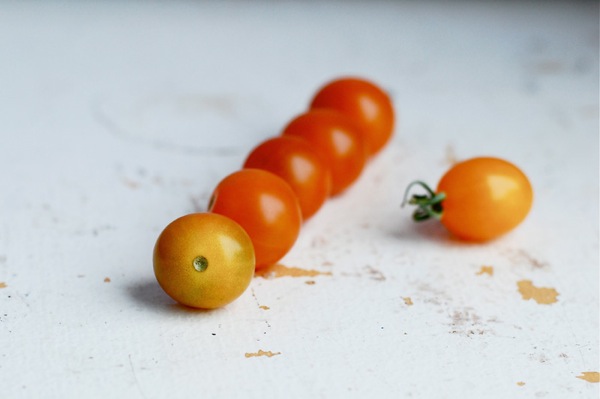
[245,350,281,358]
[517,280,558,304]
[576,371,599,383]
[255,264,331,279]
[403,297,413,306]
[476,266,494,276]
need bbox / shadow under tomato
[127,279,216,315]
[393,218,499,248]
[388,217,448,242]
[387,214,489,247]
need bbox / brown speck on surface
[245,350,281,358]
[365,265,386,281]
[403,297,413,306]
[255,264,332,279]
[517,280,558,304]
[476,266,494,276]
[449,308,488,336]
[518,250,547,269]
[506,248,548,269]
[305,280,316,285]
[311,236,328,248]
[122,178,140,189]
[0,282,6,289]
[104,277,111,283]
[444,143,459,166]
[517,382,526,387]
[259,305,270,310]
[576,371,599,383]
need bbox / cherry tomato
[243,136,331,220]
[281,109,367,196]
[404,157,533,241]
[153,213,255,309]
[310,77,395,156]
[208,169,302,269]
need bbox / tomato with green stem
[403,157,533,241]
[310,77,395,157]
[243,136,331,220]
[208,168,302,269]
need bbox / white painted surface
[0,1,598,398]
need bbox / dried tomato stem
[402,181,445,221]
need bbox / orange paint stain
[403,297,413,306]
[516,381,525,387]
[245,350,281,358]
[255,264,332,279]
[259,305,270,310]
[517,280,558,304]
[104,277,111,283]
[576,372,599,383]
[0,282,6,289]
[476,266,494,276]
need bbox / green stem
[402,181,445,222]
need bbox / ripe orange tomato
[281,109,367,196]
[310,77,395,156]
[208,169,302,269]
[243,136,331,220]
[404,157,533,241]
[153,213,255,309]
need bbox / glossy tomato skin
[281,109,367,196]
[437,157,533,242]
[243,136,331,220]
[310,77,395,156]
[153,213,255,309]
[208,169,302,269]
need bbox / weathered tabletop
[0,2,598,398]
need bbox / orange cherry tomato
[404,157,533,242]
[208,169,302,269]
[281,109,367,196]
[310,77,395,156]
[243,136,331,220]
[153,213,255,309]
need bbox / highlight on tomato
[153,213,255,309]
[310,77,395,157]
[402,157,533,242]
[243,136,331,220]
[208,168,302,269]
[281,109,367,196]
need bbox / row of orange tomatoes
[153,77,535,310]
[153,77,395,309]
